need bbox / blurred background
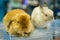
[0,0,60,22]
[0,0,60,40]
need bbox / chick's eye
[45,14,48,16]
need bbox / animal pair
[3,6,54,37]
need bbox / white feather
[31,6,54,28]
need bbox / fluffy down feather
[3,9,34,37]
[31,6,54,29]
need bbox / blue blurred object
[54,8,60,18]
[50,19,60,37]
[0,0,9,22]
[24,0,28,6]
[54,0,60,18]
[0,22,11,40]
[0,30,10,40]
